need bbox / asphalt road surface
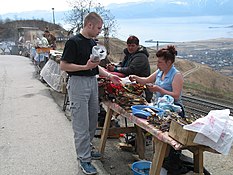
[0,55,107,175]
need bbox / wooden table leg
[135,125,145,159]
[193,147,204,174]
[98,107,113,154]
[150,137,168,175]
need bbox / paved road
[0,55,108,175]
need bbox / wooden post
[98,107,113,154]
[135,125,145,159]
[193,146,204,174]
[150,137,168,175]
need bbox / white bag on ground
[40,59,63,92]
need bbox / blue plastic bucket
[131,160,152,175]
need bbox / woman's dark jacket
[116,46,151,77]
[116,46,152,102]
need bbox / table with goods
[97,77,231,175]
[34,47,53,72]
[39,50,68,93]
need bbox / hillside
[0,19,66,42]
[100,37,233,105]
[175,60,233,104]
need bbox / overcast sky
[0,0,146,15]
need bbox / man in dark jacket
[107,35,152,102]
[44,30,56,50]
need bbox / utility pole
[145,40,175,51]
[52,8,55,24]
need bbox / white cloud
[0,0,70,14]
[215,0,230,5]
[170,1,188,5]
[101,0,145,5]
[0,0,146,15]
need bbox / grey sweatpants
[68,76,99,162]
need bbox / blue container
[131,160,152,175]
[131,105,164,119]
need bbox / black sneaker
[80,161,97,175]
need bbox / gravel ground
[49,88,233,175]
[92,130,233,175]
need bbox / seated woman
[129,45,188,174]
[129,45,185,117]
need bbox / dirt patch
[48,78,233,175]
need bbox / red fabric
[98,77,124,96]
[105,83,124,95]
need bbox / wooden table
[98,101,218,175]
[34,47,53,72]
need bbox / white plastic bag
[193,116,233,155]
[90,45,107,62]
[40,59,63,92]
[184,109,230,142]
[183,109,233,155]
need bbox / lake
[114,15,233,47]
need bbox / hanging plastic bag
[90,45,107,62]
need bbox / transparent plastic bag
[90,45,107,62]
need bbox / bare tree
[65,0,118,55]
[65,0,117,35]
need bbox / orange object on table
[36,47,53,54]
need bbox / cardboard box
[169,120,197,146]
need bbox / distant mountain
[0,10,67,26]
[0,0,232,23]
[107,0,233,19]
